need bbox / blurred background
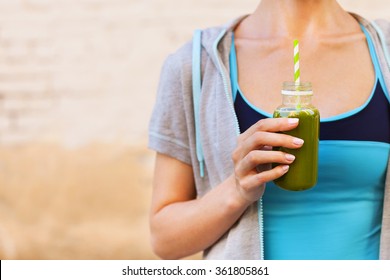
[0,0,388,260]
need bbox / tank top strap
[229,34,238,103]
[361,24,390,102]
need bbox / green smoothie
[273,107,320,191]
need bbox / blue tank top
[230,26,390,259]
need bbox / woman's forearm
[150,174,252,259]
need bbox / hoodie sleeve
[148,53,193,165]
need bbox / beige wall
[0,0,389,259]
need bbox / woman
[148,0,390,259]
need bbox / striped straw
[293,39,300,83]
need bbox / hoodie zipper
[212,29,241,136]
[212,29,265,260]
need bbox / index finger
[239,117,299,143]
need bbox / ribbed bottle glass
[273,82,320,191]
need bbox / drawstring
[192,29,205,178]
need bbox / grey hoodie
[149,14,390,259]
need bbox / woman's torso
[231,23,390,259]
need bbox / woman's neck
[237,0,358,40]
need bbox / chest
[234,36,376,118]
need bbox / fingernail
[285,154,295,161]
[293,138,304,145]
[281,165,290,172]
[288,118,299,124]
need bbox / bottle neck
[281,82,313,107]
[282,94,312,106]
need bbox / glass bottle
[273,82,320,191]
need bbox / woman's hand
[231,118,304,202]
